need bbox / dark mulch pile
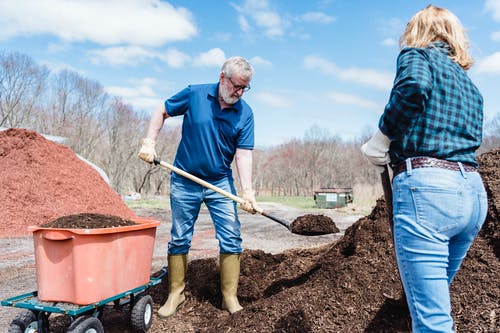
[41,213,137,229]
[477,148,500,257]
[42,148,500,332]
[291,214,340,235]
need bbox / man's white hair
[221,56,253,79]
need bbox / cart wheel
[7,310,37,333]
[131,295,153,332]
[67,316,104,333]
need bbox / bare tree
[479,113,500,154]
[0,52,48,127]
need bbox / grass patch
[124,195,316,210]
[257,196,316,209]
[124,194,377,214]
[124,197,169,209]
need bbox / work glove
[361,130,391,171]
[240,189,260,214]
[138,138,157,163]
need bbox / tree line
[2,51,499,198]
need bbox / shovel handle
[154,158,246,205]
[380,164,394,229]
[153,158,292,231]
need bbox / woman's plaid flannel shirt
[379,42,483,167]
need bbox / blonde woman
[362,5,487,332]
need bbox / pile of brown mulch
[5,137,499,332]
[0,128,136,237]
[41,213,137,229]
[291,214,340,235]
[477,148,500,256]
[79,148,497,333]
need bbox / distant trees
[0,52,49,128]
[1,50,499,198]
[479,113,500,154]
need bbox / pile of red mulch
[0,128,136,237]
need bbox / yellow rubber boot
[158,254,188,318]
[220,253,243,314]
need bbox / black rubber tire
[131,295,154,332]
[67,316,104,333]
[7,310,37,333]
[67,316,90,331]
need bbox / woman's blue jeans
[167,174,242,255]
[392,163,487,333]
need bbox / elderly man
[138,56,260,317]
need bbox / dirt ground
[0,129,498,332]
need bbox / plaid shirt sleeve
[379,48,433,140]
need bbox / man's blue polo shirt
[165,83,254,180]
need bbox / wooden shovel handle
[153,158,292,230]
[154,158,246,205]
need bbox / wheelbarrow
[2,217,164,332]
[1,268,167,333]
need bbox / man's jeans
[168,175,242,255]
[392,163,487,333]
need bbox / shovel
[152,158,293,232]
[380,164,407,306]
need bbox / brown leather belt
[393,157,476,177]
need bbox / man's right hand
[138,138,157,163]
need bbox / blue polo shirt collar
[208,83,243,112]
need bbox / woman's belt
[393,157,476,177]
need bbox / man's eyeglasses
[228,77,251,92]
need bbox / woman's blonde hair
[400,5,473,69]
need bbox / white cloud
[40,61,85,76]
[88,46,225,69]
[299,12,335,24]
[249,56,273,67]
[485,0,500,21]
[476,52,500,74]
[254,91,292,108]
[163,49,192,68]
[381,38,397,46]
[214,32,232,42]
[232,0,288,38]
[338,67,393,91]
[303,55,338,75]
[88,46,156,66]
[491,30,500,41]
[193,48,226,68]
[133,77,159,87]
[106,81,160,111]
[327,91,380,110]
[238,15,252,33]
[303,55,393,91]
[0,0,196,46]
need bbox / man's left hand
[240,189,261,214]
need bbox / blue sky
[1,0,499,147]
